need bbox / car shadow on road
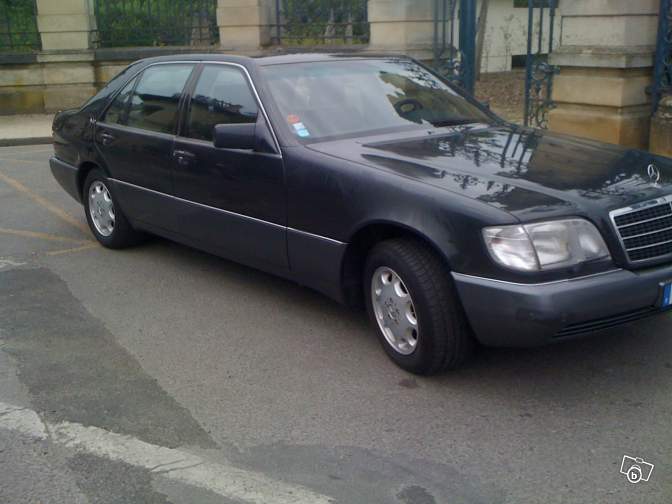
[433,315,672,409]
[121,236,672,400]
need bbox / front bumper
[49,156,81,203]
[453,266,672,347]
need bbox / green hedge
[95,0,218,48]
[277,0,369,44]
[0,0,40,52]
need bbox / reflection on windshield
[262,59,491,140]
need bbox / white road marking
[0,403,48,439]
[0,401,332,504]
[0,258,27,270]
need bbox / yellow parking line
[0,227,92,244]
[46,243,101,256]
[0,170,90,235]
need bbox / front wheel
[83,169,143,248]
[364,238,474,375]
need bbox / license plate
[662,282,672,308]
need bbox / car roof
[134,52,410,68]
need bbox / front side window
[126,64,194,134]
[103,76,137,125]
[262,59,492,141]
[186,65,258,142]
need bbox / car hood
[307,123,672,222]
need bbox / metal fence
[432,0,477,93]
[653,0,672,114]
[524,0,558,128]
[93,0,218,48]
[0,0,40,52]
[272,0,369,45]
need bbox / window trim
[96,60,280,154]
[98,61,197,134]
[176,63,204,139]
[119,73,141,125]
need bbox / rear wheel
[364,238,474,375]
[83,169,143,248]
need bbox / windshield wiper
[429,118,480,127]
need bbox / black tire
[83,168,143,249]
[364,238,474,375]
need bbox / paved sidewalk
[0,114,54,146]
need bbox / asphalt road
[0,144,671,504]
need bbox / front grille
[611,196,672,263]
[614,204,671,226]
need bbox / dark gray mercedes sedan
[50,53,672,374]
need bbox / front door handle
[173,149,196,166]
[99,132,115,146]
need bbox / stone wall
[0,49,208,115]
[480,0,559,73]
[548,0,659,148]
[368,0,560,73]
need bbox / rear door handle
[173,149,196,166]
[99,132,115,146]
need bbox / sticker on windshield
[292,121,311,138]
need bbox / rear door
[95,63,195,230]
[171,63,287,270]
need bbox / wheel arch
[77,160,109,199]
[340,220,456,308]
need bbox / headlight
[483,219,610,272]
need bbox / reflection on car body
[50,53,672,374]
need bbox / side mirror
[213,123,256,150]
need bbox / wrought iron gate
[524,0,558,128]
[653,0,672,114]
[433,0,557,127]
[432,0,476,94]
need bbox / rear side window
[81,61,144,116]
[103,76,137,124]
[126,64,194,134]
[186,65,258,142]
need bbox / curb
[0,137,53,147]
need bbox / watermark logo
[620,455,654,484]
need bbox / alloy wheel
[371,266,419,355]
[88,180,115,237]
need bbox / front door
[95,63,195,230]
[171,63,287,270]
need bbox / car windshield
[262,58,493,141]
